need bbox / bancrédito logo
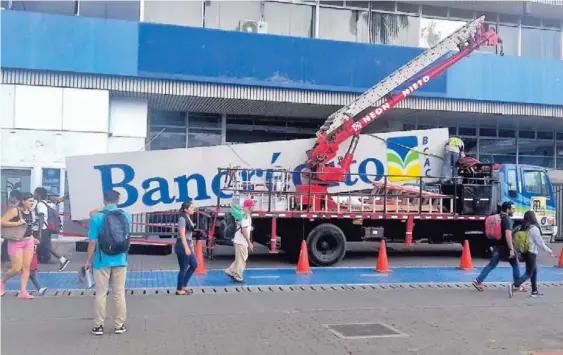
[386,136,421,182]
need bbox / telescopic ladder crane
[300,16,503,194]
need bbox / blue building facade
[1,1,563,172]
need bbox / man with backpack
[33,187,70,271]
[472,201,525,292]
[85,190,131,336]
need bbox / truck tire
[307,223,346,266]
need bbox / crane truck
[207,16,558,266]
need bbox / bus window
[523,170,548,196]
[507,169,517,191]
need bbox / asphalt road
[2,285,563,355]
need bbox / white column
[221,113,227,144]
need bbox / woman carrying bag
[0,192,40,299]
[175,202,198,295]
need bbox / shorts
[7,237,35,256]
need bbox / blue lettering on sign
[94,152,388,209]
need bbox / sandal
[175,290,189,296]
[182,288,193,294]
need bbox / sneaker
[92,325,104,336]
[38,287,48,296]
[18,291,33,300]
[531,291,544,298]
[114,325,127,334]
[508,284,515,298]
[472,280,484,292]
[59,259,70,272]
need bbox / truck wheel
[307,223,346,266]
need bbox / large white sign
[66,128,448,219]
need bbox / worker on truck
[440,136,465,183]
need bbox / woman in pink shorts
[1,192,39,299]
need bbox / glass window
[499,129,516,138]
[523,170,548,195]
[499,14,518,25]
[480,138,516,155]
[346,1,369,9]
[462,137,477,156]
[148,109,187,151]
[372,13,420,47]
[520,156,554,169]
[143,0,202,27]
[371,1,395,12]
[396,2,419,15]
[537,131,554,140]
[419,18,465,48]
[448,8,473,20]
[519,139,554,157]
[543,17,561,29]
[204,1,261,31]
[421,5,448,18]
[264,2,313,38]
[403,124,416,131]
[522,28,562,59]
[521,15,541,27]
[320,0,344,6]
[519,130,535,139]
[187,113,222,148]
[448,127,457,135]
[79,0,140,21]
[497,25,518,56]
[557,132,563,141]
[480,12,498,24]
[458,127,476,136]
[479,128,497,137]
[507,169,517,190]
[8,0,76,15]
[319,7,369,43]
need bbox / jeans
[476,246,521,283]
[514,252,538,292]
[175,242,198,291]
[440,151,459,182]
[37,230,52,263]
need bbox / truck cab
[498,164,557,240]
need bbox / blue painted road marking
[3,267,563,292]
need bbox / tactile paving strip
[5,281,563,297]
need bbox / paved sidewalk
[2,287,563,355]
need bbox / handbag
[2,209,28,241]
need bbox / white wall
[0,84,148,190]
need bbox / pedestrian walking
[85,190,131,336]
[472,201,525,292]
[175,202,198,295]
[33,187,70,271]
[225,199,255,283]
[0,193,40,299]
[509,210,557,298]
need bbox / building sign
[42,168,61,196]
[66,128,449,220]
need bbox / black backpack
[97,210,130,258]
[35,201,62,233]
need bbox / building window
[188,112,222,148]
[148,109,187,151]
[479,138,516,163]
[419,18,466,48]
[143,0,202,27]
[319,7,370,43]
[519,139,554,168]
[204,1,261,31]
[79,0,140,21]
[226,115,318,144]
[264,2,313,38]
[497,25,519,56]
[6,0,77,15]
[372,13,420,47]
[462,137,477,157]
[522,28,562,60]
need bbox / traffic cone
[458,240,474,270]
[374,240,391,273]
[296,240,312,274]
[194,240,207,275]
[555,247,563,268]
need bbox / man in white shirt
[34,187,70,271]
[225,199,255,283]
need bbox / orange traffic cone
[194,240,207,275]
[374,240,391,273]
[458,240,474,270]
[296,240,312,274]
[555,247,563,268]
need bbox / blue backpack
[97,210,130,259]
